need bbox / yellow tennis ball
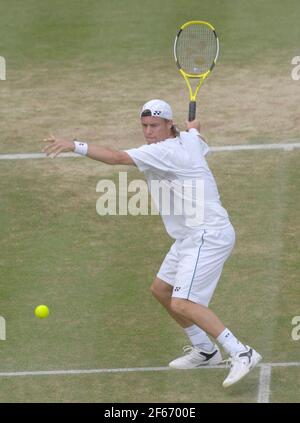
[34,305,49,319]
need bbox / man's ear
[168,120,173,129]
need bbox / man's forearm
[86,144,134,165]
[87,144,120,164]
[43,135,134,165]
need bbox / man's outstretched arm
[43,135,134,165]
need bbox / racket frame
[174,20,219,120]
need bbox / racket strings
[176,25,218,75]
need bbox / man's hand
[186,120,201,132]
[43,134,74,158]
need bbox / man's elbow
[114,151,135,166]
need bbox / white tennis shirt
[125,129,231,239]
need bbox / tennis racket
[174,20,219,121]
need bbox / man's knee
[150,278,173,301]
[170,298,190,315]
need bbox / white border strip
[257,364,272,403]
[0,152,79,160]
[0,361,299,378]
[0,143,300,160]
[0,366,171,377]
[210,142,300,152]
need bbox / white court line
[210,142,300,152]
[0,152,79,160]
[0,361,298,404]
[257,364,272,403]
[263,362,300,367]
[0,142,300,160]
[0,361,299,378]
[0,366,170,377]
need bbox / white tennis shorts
[157,224,235,306]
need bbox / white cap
[140,99,173,120]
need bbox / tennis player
[43,99,262,387]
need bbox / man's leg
[170,298,262,387]
[151,278,222,367]
[170,298,225,338]
[151,277,194,328]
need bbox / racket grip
[188,101,196,121]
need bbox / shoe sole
[169,348,223,369]
[169,358,224,369]
[222,353,262,388]
[169,362,222,369]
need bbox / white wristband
[73,140,88,156]
[189,128,200,136]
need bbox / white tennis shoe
[222,346,262,388]
[169,345,223,369]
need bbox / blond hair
[170,123,180,137]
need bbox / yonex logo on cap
[140,99,173,120]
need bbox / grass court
[0,0,299,403]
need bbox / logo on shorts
[174,287,181,292]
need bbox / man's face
[141,116,173,144]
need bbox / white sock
[184,325,215,351]
[217,328,247,356]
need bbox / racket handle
[188,101,196,121]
